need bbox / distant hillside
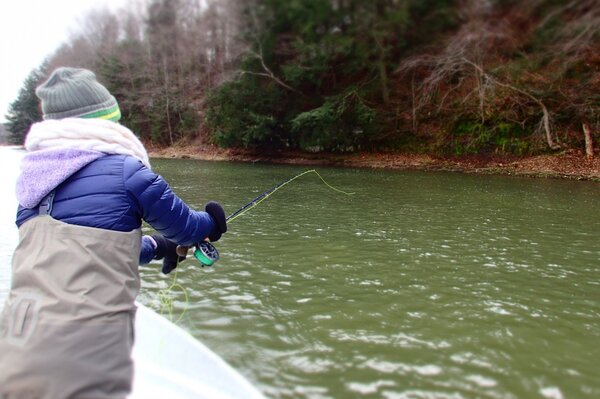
[15,0,600,155]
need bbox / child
[0,67,227,399]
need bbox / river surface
[1,146,599,399]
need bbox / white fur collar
[25,118,150,169]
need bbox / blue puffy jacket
[16,154,215,264]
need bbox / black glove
[152,235,186,275]
[205,201,227,242]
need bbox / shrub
[291,92,378,151]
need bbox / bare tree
[539,0,600,62]
[462,58,560,150]
[395,0,565,150]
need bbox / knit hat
[36,67,121,122]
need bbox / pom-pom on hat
[35,67,121,122]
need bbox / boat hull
[129,303,265,399]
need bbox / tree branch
[462,57,561,150]
[244,46,303,95]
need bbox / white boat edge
[129,302,266,399]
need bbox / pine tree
[5,68,45,145]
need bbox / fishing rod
[184,169,354,267]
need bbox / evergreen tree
[5,68,45,145]
[205,0,457,151]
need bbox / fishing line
[193,169,354,266]
[159,168,353,321]
[226,169,354,224]
[157,267,190,323]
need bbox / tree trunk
[374,35,390,105]
[411,72,417,133]
[583,122,594,158]
[540,104,559,150]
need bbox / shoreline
[147,144,600,182]
[4,143,598,181]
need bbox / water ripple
[4,157,596,399]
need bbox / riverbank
[147,143,600,181]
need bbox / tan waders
[0,213,141,399]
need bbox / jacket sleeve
[139,235,156,265]
[124,157,215,246]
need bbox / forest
[5,0,600,157]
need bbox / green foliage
[402,0,458,47]
[446,119,532,156]
[205,77,285,148]
[205,0,453,152]
[5,68,45,145]
[291,92,377,151]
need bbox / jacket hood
[16,148,104,208]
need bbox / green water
[138,159,600,399]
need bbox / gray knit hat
[36,67,121,121]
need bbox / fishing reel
[194,241,220,267]
[176,241,220,267]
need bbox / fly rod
[184,169,354,267]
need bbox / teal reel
[194,241,220,267]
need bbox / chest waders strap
[39,191,55,216]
